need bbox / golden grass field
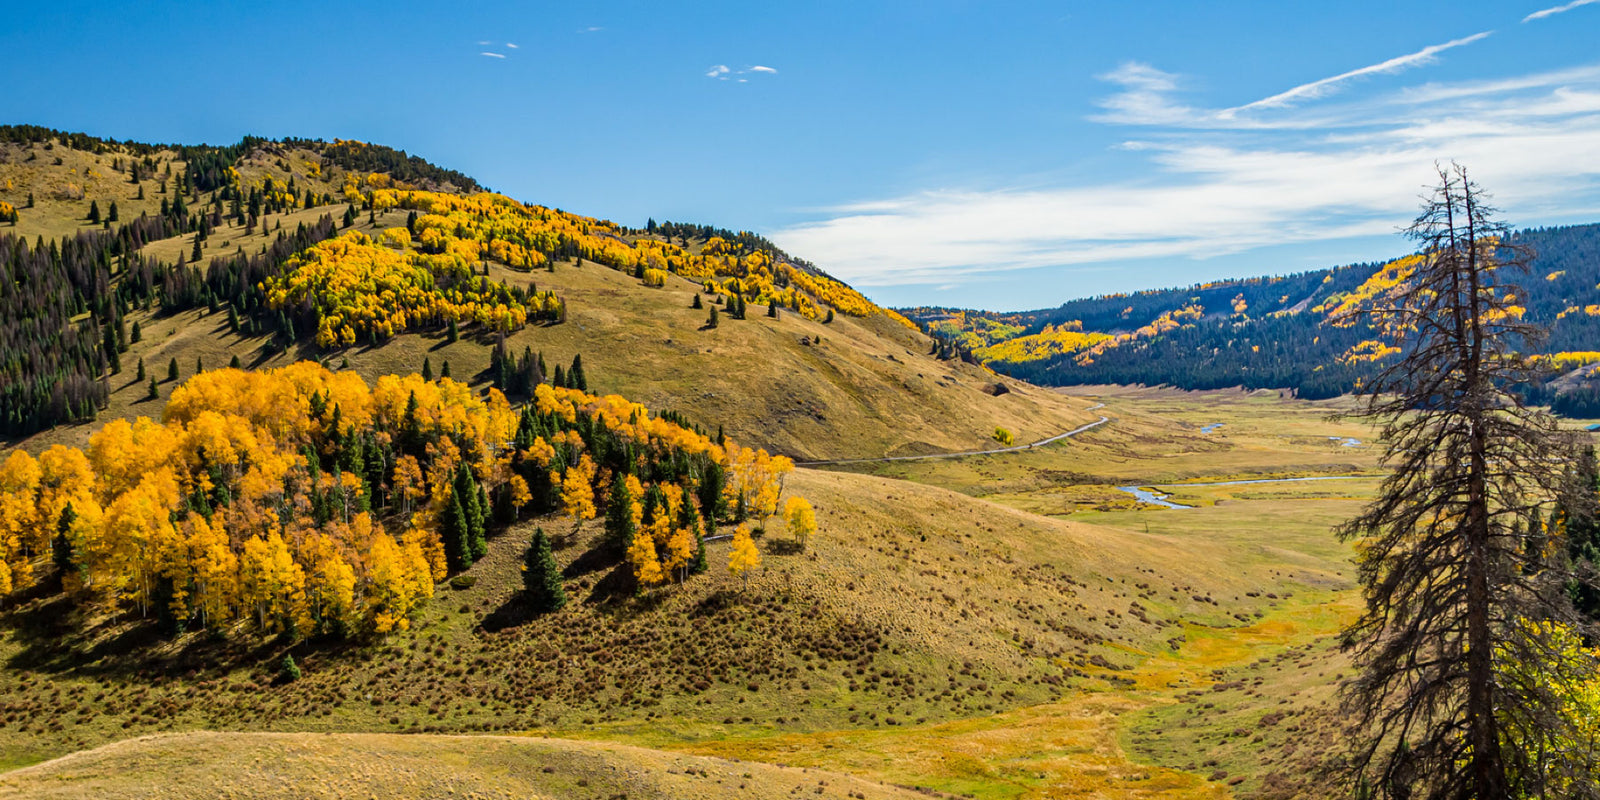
[0,730,938,800]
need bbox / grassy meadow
[0,387,1380,798]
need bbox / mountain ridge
[905,222,1600,406]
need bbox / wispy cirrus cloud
[1226,31,1492,113]
[480,52,506,59]
[1524,0,1600,22]
[775,48,1600,291]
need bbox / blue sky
[5,1,1600,310]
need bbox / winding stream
[1115,474,1372,509]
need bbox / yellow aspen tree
[784,496,817,550]
[38,445,96,543]
[185,513,238,628]
[664,524,696,585]
[648,512,674,549]
[624,474,646,532]
[302,533,358,634]
[727,523,761,592]
[508,474,531,518]
[101,469,182,617]
[239,532,308,633]
[403,524,447,583]
[366,531,422,634]
[58,499,104,595]
[559,454,598,530]
[628,525,665,588]
[0,450,41,589]
[392,455,425,517]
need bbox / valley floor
[2,387,1415,799]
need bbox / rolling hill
[0,126,1096,459]
[906,222,1600,406]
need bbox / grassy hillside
[0,465,1285,762]
[0,731,933,800]
[1,127,1096,458]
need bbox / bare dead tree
[1335,163,1599,800]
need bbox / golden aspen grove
[0,361,807,639]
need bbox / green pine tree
[569,354,587,392]
[455,465,487,561]
[524,527,566,614]
[444,492,473,571]
[472,483,489,560]
[605,474,637,549]
[53,504,77,574]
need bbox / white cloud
[773,61,1600,289]
[708,64,778,80]
[1091,62,1201,126]
[1227,31,1493,113]
[480,52,506,59]
[1094,34,1496,130]
[506,42,518,49]
[1524,0,1600,22]
[579,26,604,33]
[477,40,491,45]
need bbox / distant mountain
[905,223,1600,407]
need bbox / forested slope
[909,223,1600,406]
[0,126,1094,456]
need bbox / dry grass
[0,140,348,243]
[0,730,936,800]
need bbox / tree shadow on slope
[0,589,289,679]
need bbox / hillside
[0,126,1096,458]
[907,223,1600,405]
[0,462,1334,764]
[0,731,932,800]
[0,125,1392,800]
